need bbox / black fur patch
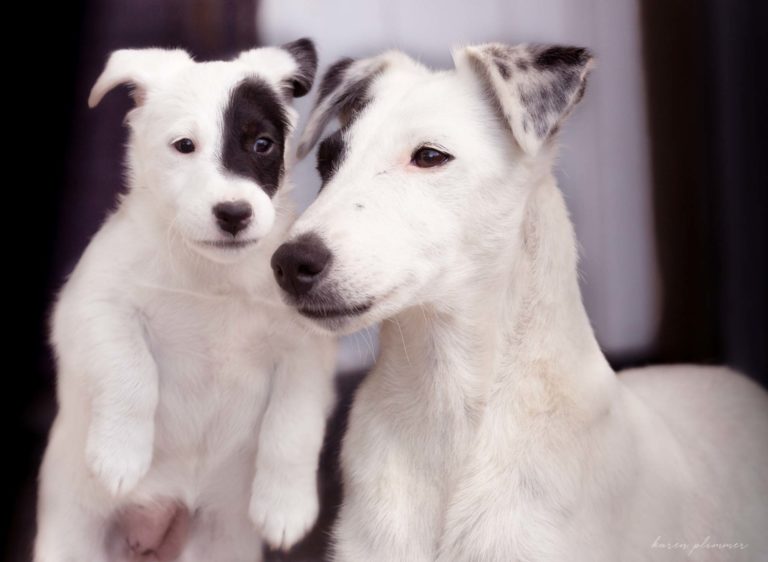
[517,46,592,139]
[297,58,385,159]
[318,58,354,103]
[495,60,511,79]
[337,79,375,125]
[316,129,346,187]
[319,58,378,125]
[282,38,318,97]
[519,84,567,137]
[533,46,591,69]
[221,79,289,197]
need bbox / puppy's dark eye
[173,138,196,154]
[252,137,274,154]
[411,146,452,168]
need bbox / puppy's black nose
[271,234,332,297]
[213,200,252,236]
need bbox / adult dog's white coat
[35,44,335,562]
[287,44,768,561]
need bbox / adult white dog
[271,43,768,561]
[35,40,336,562]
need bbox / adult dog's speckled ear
[296,55,393,159]
[456,43,593,156]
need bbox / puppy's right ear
[88,48,193,108]
[296,55,389,159]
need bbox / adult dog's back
[621,366,768,558]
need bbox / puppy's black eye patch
[221,79,289,198]
[411,146,453,168]
[316,130,346,187]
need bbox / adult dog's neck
[378,173,614,431]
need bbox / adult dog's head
[90,40,317,263]
[273,43,592,333]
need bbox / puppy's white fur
[35,46,335,562]
[289,44,768,561]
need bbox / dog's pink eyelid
[410,145,454,168]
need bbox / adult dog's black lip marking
[298,301,372,319]
[198,239,259,249]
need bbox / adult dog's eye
[173,138,196,154]
[252,137,274,154]
[411,146,453,168]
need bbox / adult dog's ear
[296,55,390,159]
[88,49,193,108]
[280,38,318,98]
[456,43,594,156]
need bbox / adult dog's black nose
[271,234,332,297]
[213,200,252,236]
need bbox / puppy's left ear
[455,43,593,156]
[88,48,193,108]
[280,38,318,98]
[237,38,318,99]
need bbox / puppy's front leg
[63,302,159,497]
[249,337,335,550]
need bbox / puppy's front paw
[249,474,319,551]
[86,421,154,496]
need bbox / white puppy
[272,43,768,561]
[35,40,336,562]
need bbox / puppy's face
[129,68,289,263]
[274,45,592,333]
[90,42,317,263]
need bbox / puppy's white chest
[143,292,277,461]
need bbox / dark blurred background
[9,0,766,560]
